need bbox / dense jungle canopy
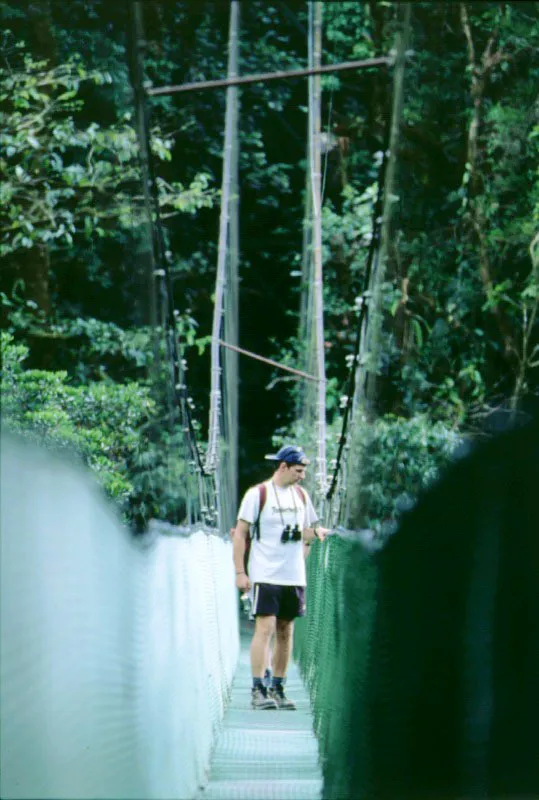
[1,1,538,529]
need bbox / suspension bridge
[2,3,538,800]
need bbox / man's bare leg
[251,615,276,677]
[265,633,274,684]
[273,618,294,677]
[268,619,297,709]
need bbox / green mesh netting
[294,534,378,800]
[295,417,539,800]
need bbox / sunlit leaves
[0,36,216,258]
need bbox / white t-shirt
[237,480,319,587]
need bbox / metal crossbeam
[218,340,320,382]
[147,56,390,97]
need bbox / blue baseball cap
[264,445,310,466]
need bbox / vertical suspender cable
[206,1,240,478]
[309,1,328,497]
[222,2,240,529]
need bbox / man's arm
[302,490,330,544]
[233,519,251,591]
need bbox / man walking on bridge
[234,445,329,710]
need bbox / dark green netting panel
[295,418,539,800]
[294,534,378,800]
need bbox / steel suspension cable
[220,0,241,531]
[205,1,240,476]
[309,1,328,498]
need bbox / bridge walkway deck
[197,617,323,800]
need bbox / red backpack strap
[253,482,267,540]
[259,482,267,514]
[294,485,306,505]
[241,483,267,576]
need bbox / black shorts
[252,583,306,620]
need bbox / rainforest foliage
[1,1,538,528]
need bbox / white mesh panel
[0,433,239,799]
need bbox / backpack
[242,482,306,574]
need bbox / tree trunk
[345,3,410,530]
[367,0,390,146]
[365,3,410,410]
[127,0,160,368]
[460,3,518,367]
[17,0,58,317]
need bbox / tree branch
[460,3,475,67]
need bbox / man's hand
[311,526,330,543]
[235,572,251,592]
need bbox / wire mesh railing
[295,415,539,800]
[294,531,378,799]
[0,432,239,800]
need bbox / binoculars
[281,524,302,543]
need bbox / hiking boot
[268,686,297,710]
[251,686,278,710]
